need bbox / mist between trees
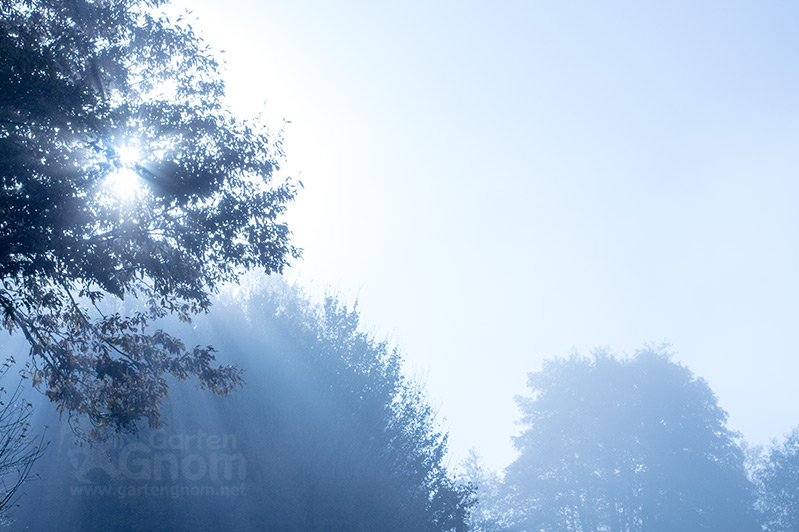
[3,279,798,531]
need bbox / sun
[116,145,141,167]
[103,144,144,199]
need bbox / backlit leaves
[1,0,298,435]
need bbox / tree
[501,348,760,532]
[457,449,509,532]
[14,281,474,531]
[212,282,474,531]
[0,0,299,435]
[754,428,799,532]
[0,359,46,519]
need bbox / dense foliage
[16,282,472,531]
[0,0,299,434]
[490,348,760,532]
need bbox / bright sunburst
[105,167,142,198]
[103,144,143,199]
[116,145,141,167]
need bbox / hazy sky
[176,0,799,471]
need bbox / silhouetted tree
[501,348,759,532]
[0,0,299,435]
[755,428,799,532]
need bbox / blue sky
[178,0,799,470]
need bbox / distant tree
[501,348,760,532]
[0,0,299,434]
[457,449,509,532]
[754,428,799,532]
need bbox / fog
[7,280,789,531]
[174,0,799,471]
[3,0,799,530]
[13,281,470,530]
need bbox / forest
[2,0,798,530]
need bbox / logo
[62,426,247,498]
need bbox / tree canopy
[16,282,473,531]
[0,0,299,434]
[499,348,759,532]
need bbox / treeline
[15,282,472,531]
[11,283,799,532]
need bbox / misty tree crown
[499,349,759,532]
[0,0,300,435]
